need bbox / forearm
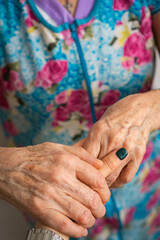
[0,147,12,200]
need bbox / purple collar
[34,0,95,25]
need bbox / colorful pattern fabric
[0,0,160,239]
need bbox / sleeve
[147,0,160,15]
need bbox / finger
[111,158,140,187]
[82,123,102,158]
[111,144,145,187]
[54,191,96,228]
[105,155,129,187]
[100,148,129,178]
[35,200,88,238]
[64,146,103,169]
[105,166,124,187]
[61,175,107,218]
[75,159,110,204]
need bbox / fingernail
[83,229,88,236]
[116,148,128,160]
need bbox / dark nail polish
[116,148,128,160]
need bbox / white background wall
[0,54,159,240]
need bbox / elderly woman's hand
[0,142,110,238]
[82,90,160,188]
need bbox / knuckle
[58,219,68,232]
[51,167,64,183]
[57,152,67,162]
[89,192,101,210]
[100,206,106,218]
[95,173,106,188]
[94,121,104,133]
[105,158,119,171]
[42,142,53,148]
[122,174,133,184]
[106,191,111,202]
[106,174,117,186]
[77,209,91,225]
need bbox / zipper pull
[70,23,76,33]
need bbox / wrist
[0,146,21,201]
[36,223,68,240]
[143,89,160,133]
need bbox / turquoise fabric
[0,0,160,239]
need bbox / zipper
[70,22,123,240]
[70,23,96,123]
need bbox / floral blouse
[0,0,160,239]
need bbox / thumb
[99,148,128,178]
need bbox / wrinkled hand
[0,142,110,238]
[80,91,160,188]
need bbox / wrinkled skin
[0,143,110,238]
[81,90,160,188]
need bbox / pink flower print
[95,106,107,120]
[140,16,153,41]
[116,21,123,26]
[149,5,154,13]
[141,6,146,21]
[20,0,26,3]
[140,78,152,93]
[62,18,94,46]
[101,90,121,107]
[77,18,94,38]
[79,18,94,30]
[46,103,53,112]
[25,18,33,28]
[0,92,9,109]
[67,89,90,113]
[90,217,119,237]
[0,76,9,109]
[155,157,160,169]
[142,142,153,164]
[141,167,160,192]
[55,90,68,105]
[61,30,74,46]
[137,49,153,66]
[35,60,68,89]
[26,4,38,22]
[95,90,121,120]
[4,120,19,136]
[146,189,160,210]
[1,68,24,92]
[25,4,38,28]
[149,212,160,234]
[9,70,24,91]
[124,207,136,225]
[52,106,69,122]
[113,0,134,10]
[124,33,145,58]
[121,57,134,70]
[133,67,140,74]
[123,33,153,66]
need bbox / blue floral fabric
[0,0,160,239]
